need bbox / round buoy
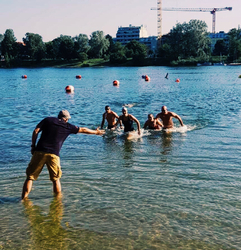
[113,80,119,86]
[238,75,241,78]
[175,78,180,83]
[76,75,82,79]
[22,75,27,79]
[145,75,150,81]
[65,85,74,93]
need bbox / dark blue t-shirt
[35,117,79,156]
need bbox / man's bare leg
[53,179,62,196]
[22,179,33,200]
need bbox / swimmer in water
[155,106,184,129]
[143,114,163,130]
[101,106,119,129]
[116,107,141,135]
[123,103,134,108]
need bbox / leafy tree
[213,39,228,56]
[23,33,46,61]
[59,35,75,60]
[73,34,90,60]
[51,35,75,60]
[45,41,55,59]
[88,31,110,58]
[227,28,241,62]
[109,42,127,63]
[125,40,147,65]
[1,29,17,60]
[105,34,114,56]
[159,20,211,61]
[0,34,3,54]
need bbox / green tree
[0,34,3,54]
[88,31,110,58]
[125,40,147,65]
[23,33,46,61]
[73,34,90,60]
[227,28,241,62]
[1,29,17,61]
[105,34,114,56]
[51,35,75,60]
[45,41,54,59]
[59,35,75,60]
[109,42,127,63]
[159,20,211,62]
[213,39,228,56]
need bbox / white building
[114,24,157,51]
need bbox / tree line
[0,19,241,67]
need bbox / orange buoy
[76,75,82,79]
[65,85,74,93]
[175,78,180,83]
[113,80,119,86]
[145,75,150,81]
[22,75,27,79]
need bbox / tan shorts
[26,151,62,181]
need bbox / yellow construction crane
[151,2,232,38]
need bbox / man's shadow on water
[22,196,67,249]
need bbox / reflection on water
[23,197,66,250]
[160,131,174,156]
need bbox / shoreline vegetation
[1,20,241,69]
[0,55,236,68]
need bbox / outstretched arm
[78,127,105,135]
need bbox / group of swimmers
[101,105,184,135]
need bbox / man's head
[58,110,71,121]
[105,106,111,113]
[148,114,154,120]
[161,106,168,114]
[122,107,128,114]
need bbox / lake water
[0,65,241,249]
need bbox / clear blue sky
[0,0,240,42]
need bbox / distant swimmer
[165,73,168,79]
[101,105,119,129]
[143,114,163,130]
[123,104,134,108]
[156,106,184,129]
[117,107,141,135]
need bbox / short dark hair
[105,105,110,110]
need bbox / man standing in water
[101,105,119,129]
[22,110,105,200]
[156,106,184,128]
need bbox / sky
[0,0,240,42]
